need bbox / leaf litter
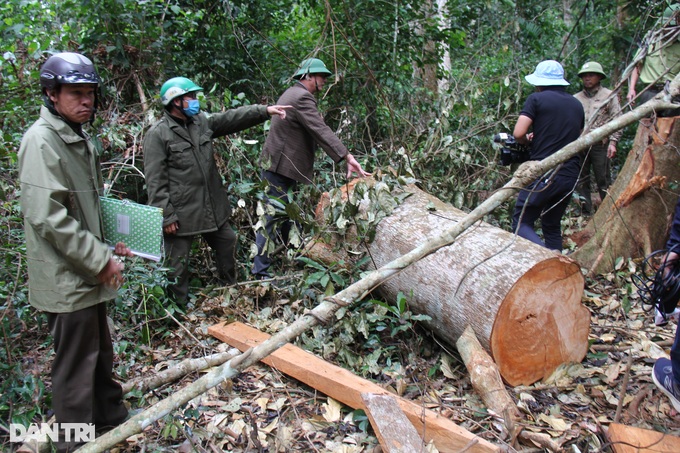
[16,265,680,452]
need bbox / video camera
[493,132,531,166]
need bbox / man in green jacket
[143,77,289,303]
[627,4,680,117]
[18,52,133,452]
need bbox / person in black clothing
[511,60,584,251]
[652,196,680,411]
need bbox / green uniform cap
[578,61,607,79]
[293,58,332,79]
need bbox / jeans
[512,171,577,251]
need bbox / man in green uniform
[627,4,680,117]
[19,52,133,452]
[143,77,289,303]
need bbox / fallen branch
[456,325,520,437]
[613,354,634,423]
[75,79,680,453]
[121,349,239,395]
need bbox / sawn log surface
[365,186,590,386]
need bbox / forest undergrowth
[3,185,680,452]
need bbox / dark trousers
[252,170,298,277]
[576,144,610,213]
[673,325,680,384]
[511,172,577,251]
[639,86,680,117]
[48,303,127,451]
[163,221,237,302]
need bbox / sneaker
[655,307,680,326]
[652,357,680,411]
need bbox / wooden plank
[361,392,426,452]
[208,321,499,453]
[607,422,680,452]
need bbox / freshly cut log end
[491,257,589,386]
[357,186,589,386]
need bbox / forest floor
[17,262,680,453]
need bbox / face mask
[183,99,200,117]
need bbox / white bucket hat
[525,60,569,86]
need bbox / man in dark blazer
[252,57,370,279]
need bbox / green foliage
[321,174,414,242]
[351,409,370,432]
[370,292,432,337]
[297,256,349,295]
[297,289,431,378]
[0,1,665,447]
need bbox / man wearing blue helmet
[511,60,584,251]
[144,77,290,303]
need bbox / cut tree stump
[570,116,680,275]
[361,393,427,452]
[208,321,500,453]
[607,422,680,452]
[310,184,589,386]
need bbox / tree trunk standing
[612,0,629,84]
[436,0,451,93]
[360,186,589,386]
[411,0,439,132]
[569,117,680,275]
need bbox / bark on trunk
[570,117,680,275]
[361,186,588,386]
[456,326,520,431]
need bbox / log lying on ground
[77,87,679,453]
[312,184,589,386]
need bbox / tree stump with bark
[570,116,680,275]
[308,183,590,386]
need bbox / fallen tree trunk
[312,184,589,386]
[570,116,680,275]
[75,81,679,453]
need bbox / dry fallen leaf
[538,413,570,432]
[322,397,343,422]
